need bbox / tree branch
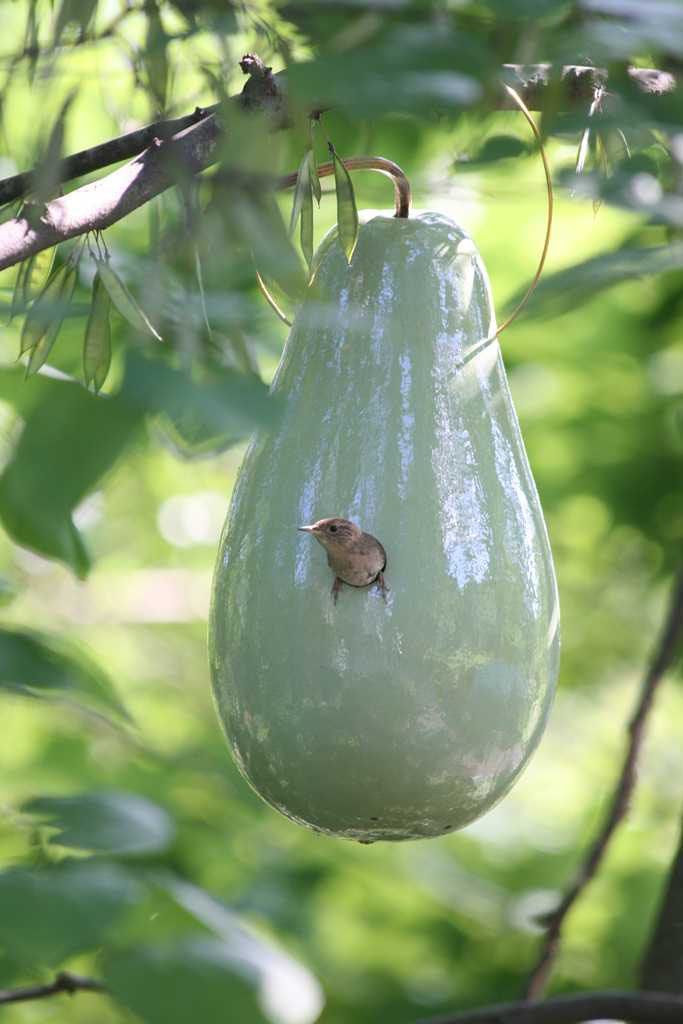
[0,61,675,210]
[524,568,683,1000]
[0,971,105,1005]
[1,977,681,1024]
[0,114,219,271]
[0,56,677,272]
[0,54,290,272]
[0,105,219,208]
[417,990,683,1024]
[641,797,683,990]
[0,53,285,209]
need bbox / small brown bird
[298,517,388,604]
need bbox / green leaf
[284,148,317,274]
[289,150,311,235]
[24,0,39,83]
[310,145,322,206]
[33,90,78,206]
[300,159,314,273]
[164,880,324,1024]
[22,792,173,855]
[0,861,140,968]
[0,626,130,721]
[194,245,213,340]
[0,368,143,576]
[106,939,269,1024]
[513,241,683,318]
[0,346,279,570]
[144,2,169,109]
[255,271,296,329]
[122,351,282,458]
[23,245,57,304]
[9,258,30,322]
[466,135,530,166]
[287,26,483,118]
[83,271,112,393]
[231,192,307,304]
[19,259,75,362]
[53,0,97,46]
[329,144,359,264]
[0,576,17,606]
[97,258,163,342]
[26,263,77,376]
[107,881,324,1024]
[226,325,259,377]
[575,125,592,177]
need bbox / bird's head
[298,517,360,551]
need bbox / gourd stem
[265,103,550,335]
[278,156,411,219]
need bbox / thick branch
[0,53,285,209]
[0,115,219,271]
[525,568,683,999]
[0,63,675,210]
[0,54,289,272]
[0,105,219,207]
[0,971,105,1005]
[418,990,683,1024]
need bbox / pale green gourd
[209,211,559,842]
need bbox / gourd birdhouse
[209,210,559,842]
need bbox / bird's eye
[329,524,338,533]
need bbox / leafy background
[0,0,683,1021]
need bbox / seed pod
[330,145,359,264]
[83,271,112,393]
[22,260,77,375]
[96,259,162,342]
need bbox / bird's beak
[297,525,314,533]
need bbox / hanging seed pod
[83,271,112,393]
[329,143,359,264]
[23,246,57,306]
[96,259,163,342]
[21,259,77,374]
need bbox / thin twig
[525,568,683,1000]
[0,971,105,1005]
[417,989,683,1024]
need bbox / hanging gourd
[209,98,559,842]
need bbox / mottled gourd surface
[210,212,560,842]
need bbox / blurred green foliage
[0,1,682,1022]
